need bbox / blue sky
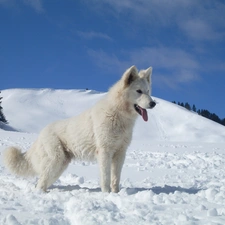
[1,0,225,118]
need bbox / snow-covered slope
[1,88,225,224]
[2,88,225,142]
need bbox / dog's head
[122,65,156,122]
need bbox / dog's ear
[122,65,138,87]
[139,67,152,83]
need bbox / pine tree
[222,118,225,126]
[192,104,196,112]
[184,102,191,110]
[0,91,7,124]
[201,109,210,119]
[210,113,221,123]
[171,99,224,126]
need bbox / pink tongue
[140,107,148,122]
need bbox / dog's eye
[136,90,142,94]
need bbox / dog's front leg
[111,150,126,193]
[98,151,112,192]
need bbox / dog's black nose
[150,101,156,108]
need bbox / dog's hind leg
[36,159,70,191]
[36,146,72,192]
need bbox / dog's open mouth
[134,104,148,122]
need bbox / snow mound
[2,88,225,142]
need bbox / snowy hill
[1,88,225,142]
[1,88,225,224]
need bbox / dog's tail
[4,147,35,177]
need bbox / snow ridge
[2,88,225,142]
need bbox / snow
[1,88,225,224]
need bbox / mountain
[2,88,225,142]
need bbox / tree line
[172,101,225,126]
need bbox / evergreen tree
[222,118,225,126]
[171,99,224,126]
[184,102,191,110]
[210,113,221,123]
[0,91,7,124]
[201,109,210,119]
[192,104,196,112]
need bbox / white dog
[4,65,156,192]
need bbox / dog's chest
[107,117,134,145]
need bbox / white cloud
[0,0,44,13]
[22,0,44,13]
[128,47,199,71]
[87,49,127,71]
[84,0,196,24]
[84,0,225,41]
[130,47,201,88]
[88,46,200,89]
[0,0,16,8]
[77,31,113,41]
[179,19,225,41]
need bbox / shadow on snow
[124,185,201,195]
[49,184,201,195]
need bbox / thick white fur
[4,65,155,192]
